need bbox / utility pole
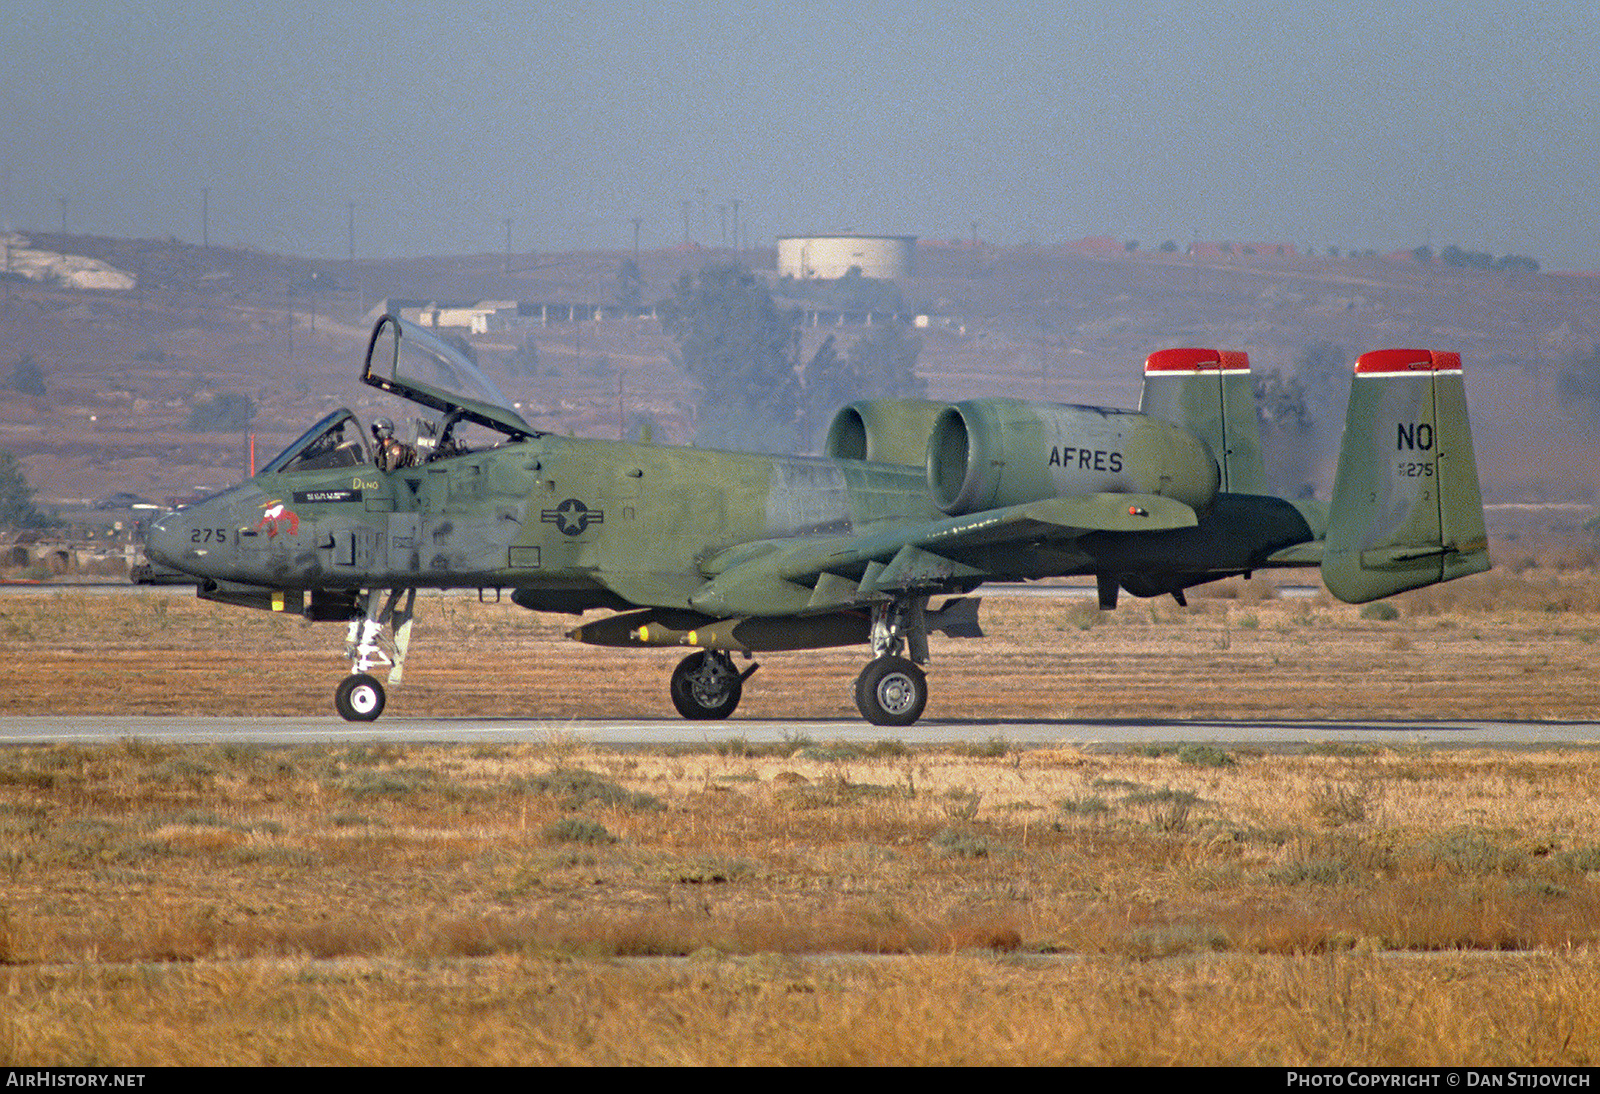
[55,198,69,263]
[347,200,357,261]
[503,217,513,274]
[631,217,642,259]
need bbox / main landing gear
[855,655,926,727]
[334,588,416,722]
[853,596,930,726]
[670,649,758,719]
[660,596,942,726]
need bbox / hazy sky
[5,1,1598,269]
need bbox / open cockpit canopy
[361,315,535,441]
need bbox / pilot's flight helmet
[372,417,395,439]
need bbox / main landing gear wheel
[670,650,742,720]
[855,656,927,727]
[335,673,386,722]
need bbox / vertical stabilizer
[1139,348,1267,494]
[1323,349,1490,603]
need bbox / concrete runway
[2,582,1592,750]
[3,714,1597,749]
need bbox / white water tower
[776,234,916,280]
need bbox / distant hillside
[1,233,1596,516]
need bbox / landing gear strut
[855,596,931,726]
[335,588,416,722]
[670,649,755,720]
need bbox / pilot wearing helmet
[371,418,415,472]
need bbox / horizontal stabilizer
[1265,541,1324,566]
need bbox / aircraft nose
[145,513,192,570]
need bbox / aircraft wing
[687,492,1198,616]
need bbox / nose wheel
[333,588,416,722]
[335,673,386,722]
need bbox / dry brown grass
[3,575,1600,1064]
[4,567,1600,721]
[2,733,1600,1063]
[8,952,1600,1066]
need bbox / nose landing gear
[334,588,416,722]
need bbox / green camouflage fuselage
[152,412,1321,630]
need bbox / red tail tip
[1354,349,1463,374]
[1144,347,1250,373]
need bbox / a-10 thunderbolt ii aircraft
[143,315,1489,725]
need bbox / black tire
[335,673,386,722]
[670,651,741,720]
[854,656,927,727]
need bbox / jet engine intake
[823,398,950,467]
[926,398,1220,516]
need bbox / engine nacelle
[823,398,950,467]
[926,398,1220,515]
